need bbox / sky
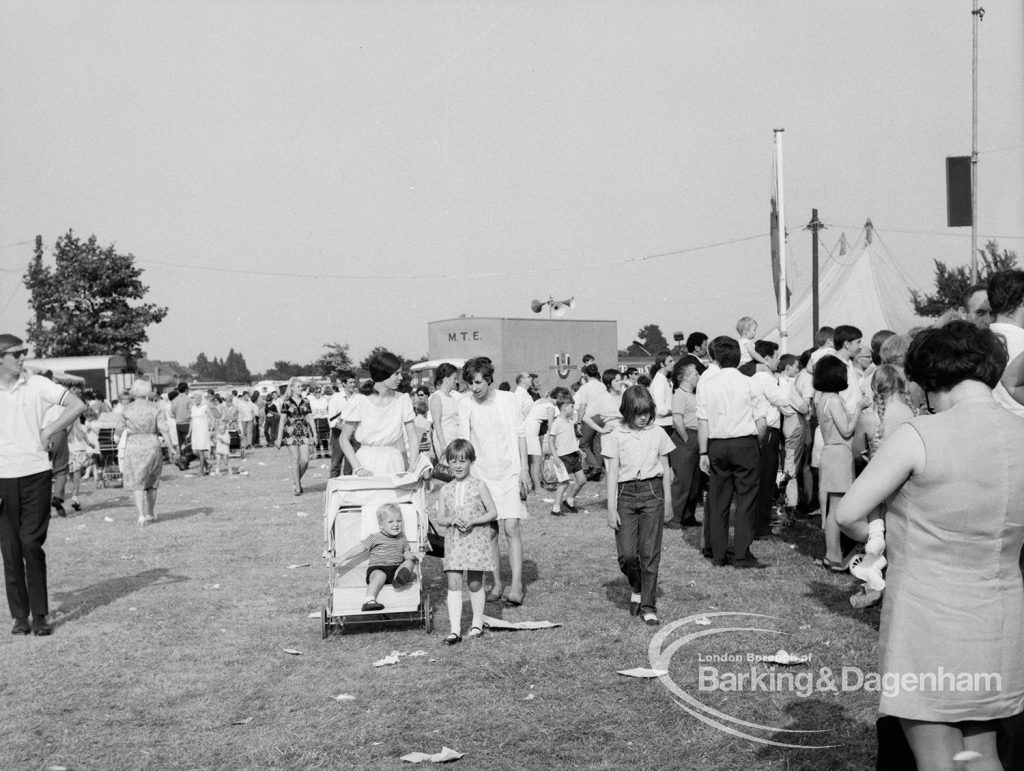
[2,0,1022,372]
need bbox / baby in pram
[337,502,418,611]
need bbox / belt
[619,476,661,485]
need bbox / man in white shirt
[988,270,1024,417]
[697,337,767,568]
[513,372,534,419]
[328,371,358,478]
[649,352,674,432]
[234,390,256,449]
[1,335,85,636]
[749,341,793,537]
[575,363,608,478]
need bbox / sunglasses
[4,349,28,359]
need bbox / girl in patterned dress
[435,439,497,645]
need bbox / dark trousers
[579,423,601,472]
[176,423,193,466]
[755,427,781,533]
[264,415,279,445]
[252,419,262,447]
[706,436,759,562]
[49,429,69,502]
[0,470,53,619]
[613,478,665,614]
[329,427,356,479]
[668,428,702,524]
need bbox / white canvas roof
[766,221,928,352]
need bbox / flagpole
[774,128,788,354]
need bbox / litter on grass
[103,516,114,522]
[282,648,303,656]
[307,611,320,618]
[334,693,356,701]
[693,616,712,626]
[760,649,810,666]
[522,693,535,701]
[203,584,221,590]
[231,717,253,725]
[617,667,668,678]
[374,652,401,667]
[296,511,309,517]
[287,563,311,569]
[482,615,560,631]
[401,747,464,764]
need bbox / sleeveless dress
[816,394,854,495]
[117,401,169,490]
[189,403,211,452]
[345,392,415,474]
[879,396,1024,720]
[280,396,314,446]
[441,477,495,572]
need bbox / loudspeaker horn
[530,299,545,313]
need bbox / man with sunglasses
[0,334,85,636]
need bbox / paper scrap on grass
[334,693,356,701]
[282,648,303,656]
[522,693,535,701]
[258,461,266,466]
[308,611,320,618]
[401,746,464,764]
[760,649,810,666]
[287,563,311,569]
[204,583,220,590]
[407,650,427,657]
[617,667,667,679]
[231,717,253,725]
[296,511,309,517]
[103,516,114,522]
[693,616,712,626]
[482,616,560,631]
[374,652,401,667]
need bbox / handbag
[541,456,560,490]
[429,433,454,483]
[426,520,445,558]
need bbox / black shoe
[361,600,384,612]
[629,600,642,616]
[680,518,700,527]
[563,502,578,514]
[32,616,53,636]
[52,497,66,518]
[712,559,730,567]
[664,520,681,530]
[11,617,30,635]
[733,556,766,569]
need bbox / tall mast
[774,129,788,354]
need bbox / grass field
[1,447,883,770]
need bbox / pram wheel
[423,595,433,634]
[321,607,329,639]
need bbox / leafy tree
[315,343,354,379]
[910,241,1018,317]
[262,361,316,380]
[358,346,403,372]
[23,231,168,358]
[626,324,670,356]
[223,348,251,382]
[191,352,214,380]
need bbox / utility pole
[804,209,824,336]
[970,0,983,282]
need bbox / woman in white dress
[458,357,529,606]
[186,391,212,476]
[340,352,420,476]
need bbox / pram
[313,417,331,459]
[321,470,434,637]
[95,427,123,488]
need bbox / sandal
[815,557,847,573]
[443,632,462,645]
[485,588,506,603]
[504,592,524,608]
[467,626,483,638]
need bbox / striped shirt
[362,531,413,567]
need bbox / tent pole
[774,129,787,354]
[805,209,823,337]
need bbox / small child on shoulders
[545,391,586,515]
[736,316,770,370]
[337,502,418,612]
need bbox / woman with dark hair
[813,355,869,570]
[837,322,1024,770]
[429,362,462,459]
[340,351,420,476]
[275,377,317,495]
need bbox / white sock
[469,588,485,629]
[566,497,574,507]
[630,593,641,604]
[447,589,462,634]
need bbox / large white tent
[766,220,929,352]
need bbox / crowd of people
[2,267,1023,769]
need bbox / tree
[626,324,670,356]
[359,346,402,372]
[191,352,215,380]
[23,231,168,358]
[314,343,354,379]
[910,241,1018,317]
[223,348,251,382]
[262,361,316,380]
